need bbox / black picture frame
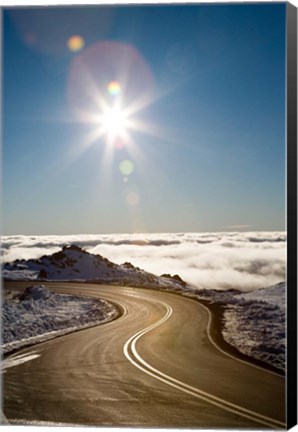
[286,2,297,428]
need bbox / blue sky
[3,4,286,235]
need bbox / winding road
[3,282,285,428]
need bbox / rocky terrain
[3,244,187,291]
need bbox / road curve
[3,282,285,428]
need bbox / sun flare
[100,106,128,137]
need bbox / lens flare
[24,32,38,47]
[119,160,134,176]
[115,138,125,149]
[68,41,155,115]
[67,35,85,52]
[108,81,121,96]
[126,192,140,206]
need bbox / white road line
[10,350,39,359]
[123,297,285,430]
[127,289,282,378]
[2,353,41,371]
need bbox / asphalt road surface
[3,282,286,428]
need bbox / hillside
[3,245,187,291]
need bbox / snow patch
[195,282,286,372]
[2,284,119,354]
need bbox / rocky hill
[3,245,187,291]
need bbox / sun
[100,106,129,138]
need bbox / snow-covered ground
[2,285,118,354]
[194,282,286,372]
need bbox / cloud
[2,232,286,292]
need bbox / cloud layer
[2,232,286,292]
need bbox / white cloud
[2,232,286,292]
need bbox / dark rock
[122,262,135,269]
[161,273,186,286]
[20,285,51,301]
[39,269,48,279]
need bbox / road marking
[124,289,283,378]
[123,298,285,430]
[1,353,40,371]
[9,283,283,428]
